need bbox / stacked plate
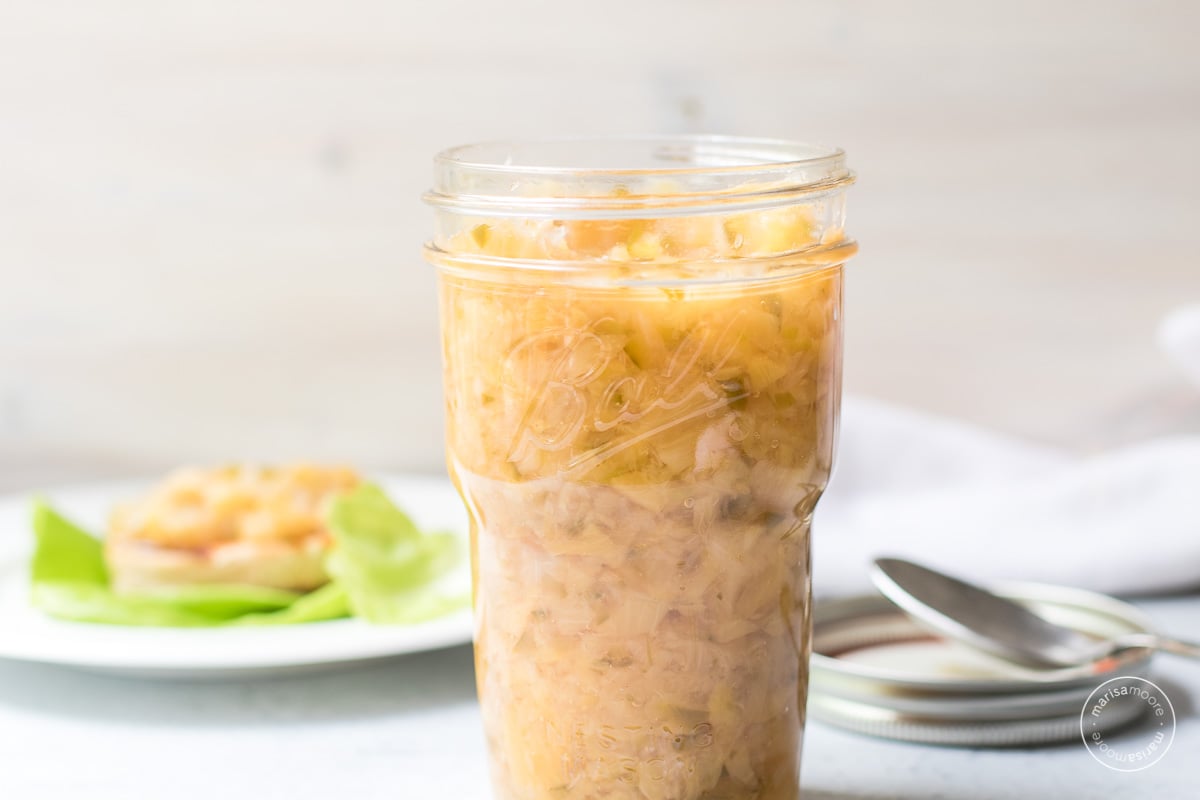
[809,583,1157,746]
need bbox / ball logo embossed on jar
[502,327,611,458]
[502,312,751,470]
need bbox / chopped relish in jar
[427,137,854,800]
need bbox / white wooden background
[2,0,1198,483]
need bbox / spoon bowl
[871,557,1200,669]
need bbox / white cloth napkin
[814,307,1200,598]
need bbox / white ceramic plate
[0,474,473,680]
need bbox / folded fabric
[815,306,1200,599]
[815,396,1200,598]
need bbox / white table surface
[0,594,1194,799]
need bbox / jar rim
[434,135,845,177]
[425,135,853,217]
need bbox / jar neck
[423,136,855,285]
[424,135,853,220]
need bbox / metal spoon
[871,557,1200,669]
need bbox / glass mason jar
[424,136,856,800]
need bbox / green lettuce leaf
[28,484,466,628]
[232,582,352,626]
[31,502,109,585]
[31,502,315,626]
[326,484,470,624]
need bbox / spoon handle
[1154,635,1200,660]
[1109,632,1200,661]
